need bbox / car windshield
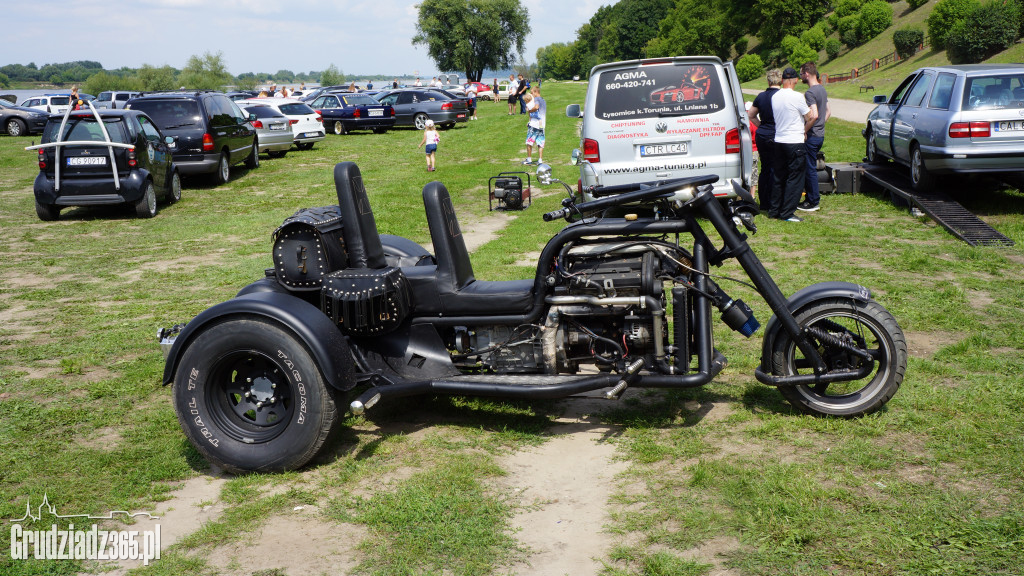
[341,94,379,106]
[594,63,727,121]
[279,103,316,115]
[129,100,202,128]
[43,117,127,143]
[963,74,1024,110]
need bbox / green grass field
[1,81,1022,576]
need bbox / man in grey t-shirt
[798,62,830,212]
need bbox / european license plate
[302,132,318,138]
[67,156,106,166]
[995,121,1023,131]
[368,109,384,117]
[640,143,687,157]
[269,123,287,130]
[457,114,466,119]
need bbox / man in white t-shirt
[506,73,519,115]
[770,67,817,222]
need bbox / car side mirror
[873,95,887,104]
[566,104,581,118]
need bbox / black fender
[162,291,356,392]
[759,281,872,370]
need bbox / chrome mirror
[536,163,553,185]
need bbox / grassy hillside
[744,0,1024,102]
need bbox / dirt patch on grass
[678,536,744,575]
[206,511,367,576]
[904,330,960,359]
[501,393,629,576]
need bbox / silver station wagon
[863,64,1024,190]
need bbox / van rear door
[582,57,751,199]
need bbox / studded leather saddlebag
[320,267,411,336]
[272,206,348,291]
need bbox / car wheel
[414,113,429,130]
[268,150,287,159]
[166,170,182,204]
[213,152,230,185]
[245,140,260,169]
[135,180,157,218]
[6,118,27,137]
[35,200,59,221]
[333,121,347,135]
[910,144,934,191]
[171,317,340,473]
[865,129,880,163]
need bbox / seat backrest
[334,162,386,268]
[423,181,474,291]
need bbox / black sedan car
[28,109,180,220]
[309,92,395,134]
[373,89,468,129]
[1,99,49,136]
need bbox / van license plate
[640,143,687,157]
[67,156,107,166]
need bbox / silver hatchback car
[864,64,1024,190]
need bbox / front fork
[690,190,829,374]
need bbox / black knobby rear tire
[172,318,339,473]
[771,298,906,417]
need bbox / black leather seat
[334,162,386,269]
[422,181,534,316]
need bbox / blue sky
[4,0,602,77]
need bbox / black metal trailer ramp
[861,164,1015,247]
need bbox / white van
[567,56,753,200]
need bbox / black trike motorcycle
[161,162,907,473]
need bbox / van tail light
[354,109,361,118]
[251,120,264,129]
[38,149,47,170]
[128,148,137,167]
[725,128,741,154]
[202,133,214,152]
[583,138,600,163]
[441,102,453,110]
[949,121,990,138]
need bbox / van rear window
[594,63,726,121]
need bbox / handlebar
[545,174,719,222]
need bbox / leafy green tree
[928,0,980,47]
[825,37,843,60]
[801,25,827,51]
[892,27,925,59]
[536,42,579,79]
[752,0,833,48]
[857,1,894,43]
[0,72,9,89]
[412,0,530,82]
[908,0,929,9]
[236,73,259,91]
[736,54,764,82]
[645,0,742,61]
[788,42,819,67]
[946,0,1020,63]
[178,51,232,90]
[137,64,177,91]
[319,65,345,87]
[838,14,862,45]
[734,36,749,55]
[275,69,295,83]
